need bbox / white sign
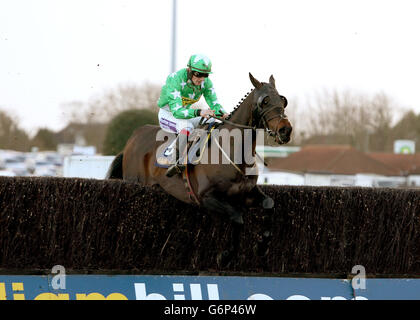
[394,140,415,154]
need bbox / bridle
[211,92,288,135]
[211,92,288,148]
[252,93,288,144]
[209,91,288,168]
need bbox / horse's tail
[106,152,123,179]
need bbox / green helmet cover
[187,54,212,73]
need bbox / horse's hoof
[262,197,274,209]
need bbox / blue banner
[0,275,419,300]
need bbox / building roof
[267,145,400,176]
[368,152,420,175]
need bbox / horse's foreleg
[254,218,273,257]
[216,223,243,268]
[246,185,275,257]
[201,193,244,267]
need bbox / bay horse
[106,73,292,265]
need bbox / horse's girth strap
[182,164,200,205]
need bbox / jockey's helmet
[187,54,212,74]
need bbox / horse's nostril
[279,126,292,136]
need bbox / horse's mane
[198,88,254,131]
[225,89,254,121]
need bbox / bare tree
[60,82,161,125]
[390,110,420,152]
[60,101,87,124]
[84,82,161,123]
[301,89,395,152]
[58,82,161,153]
[367,92,394,151]
[0,109,31,151]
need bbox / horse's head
[249,73,292,144]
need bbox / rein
[182,87,287,203]
[210,94,288,154]
[210,104,278,170]
[210,97,287,131]
[199,91,287,174]
[211,116,256,130]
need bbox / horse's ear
[249,73,262,89]
[269,75,276,87]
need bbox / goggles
[192,71,209,78]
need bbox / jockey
[158,54,229,177]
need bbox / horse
[106,73,292,265]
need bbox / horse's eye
[262,97,269,105]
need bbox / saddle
[155,121,218,168]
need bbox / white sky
[1,0,420,135]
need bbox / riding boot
[166,133,188,177]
